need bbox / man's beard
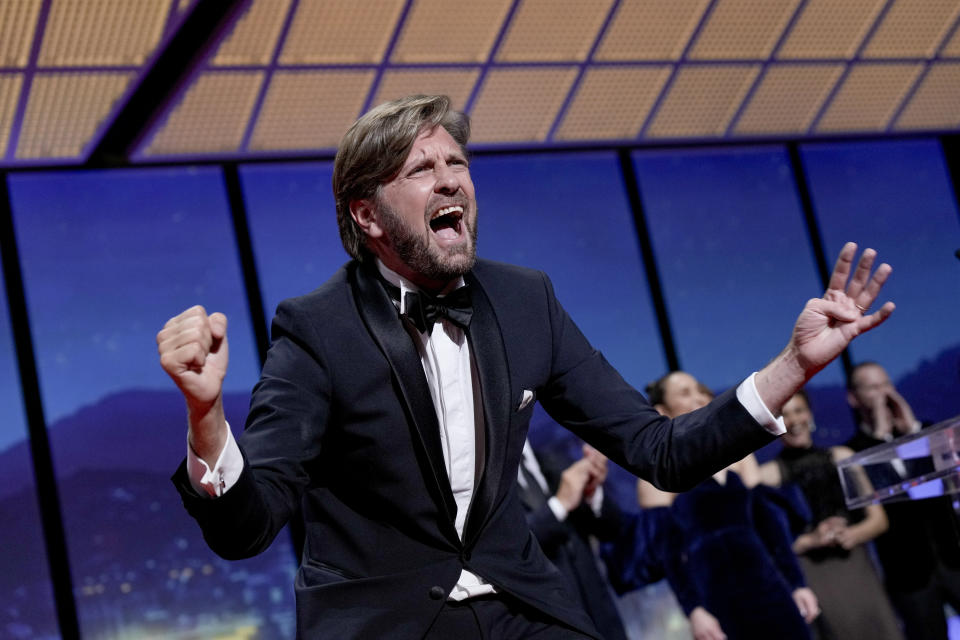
[377,201,478,283]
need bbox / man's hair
[792,388,811,408]
[847,360,881,390]
[332,95,471,261]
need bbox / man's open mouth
[429,205,464,240]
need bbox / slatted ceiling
[0,74,23,155]
[944,22,960,55]
[0,0,42,67]
[495,0,615,62]
[733,64,845,135]
[211,0,291,66]
[16,72,133,158]
[647,65,760,138]
[555,66,672,141]
[894,63,960,130]
[687,0,802,61]
[861,0,960,58]
[816,63,924,133]
[391,0,512,64]
[373,70,478,111]
[469,67,578,143]
[278,0,404,65]
[38,0,171,67]
[249,70,373,151]
[777,0,886,60]
[143,70,263,155]
[595,0,710,61]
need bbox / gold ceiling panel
[595,0,710,61]
[38,0,171,67]
[734,64,845,135]
[943,19,960,55]
[688,0,802,60]
[144,70,263,155]
[373,70,478,110]
[646,64,760,138]
[555,66,672,140]
[0,74,23,155]
[777,0,886,59]
[279,0,404,65]
[391,0,512,63]
[470,67,578,142]
[816,63,923,132]
[211,0,292,66]
[862,0,960,58]
[894,63,960,130]
[0,0,42,67]
[496,0,615,62]
[16,71,133,158]
[249,70,373,151]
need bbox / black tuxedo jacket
[173,258,774,639]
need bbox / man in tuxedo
[518,440,628,640]
[844,362,960,640]
[157,94,895,639]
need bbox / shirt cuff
[547,496,569,522]
[736,372,786,436]
[186,421,244,497]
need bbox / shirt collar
[375,259,466,315]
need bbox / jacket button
[429,586,446,600]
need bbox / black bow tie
[402,286,473,333]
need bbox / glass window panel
[633,146,840,390]
[239,162,348,320]
[0,247,58,637]
[9,168,296,639]
[802,139,960,424]
[470,152,666,392]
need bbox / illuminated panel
[0,0,42,67]
[16,72,134,159]
[687,0,801,60]
[144,71,263,155]
[37,0,171,67]
[211,0,293,66]
[777,0,886,59]
[733,64,844,135]
[646,65,760,138]
[816,63,923,133]
[555,66,672,140]
[391,0,512,63]
[862,0,960,58]
[595,0,710,61]
[0,74,23,156]
[373,69,478,110]
[496,0,615,62]
[894,63,960,130]
[248,70,373,151]
[469,67,578,142]
[279,0,404,65]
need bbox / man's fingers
[826,242,857,292]
[857,301,895,333]
[209,312,228,340]
[845,248,876,301]
[854,262,891,311]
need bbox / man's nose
[434,163,460,194]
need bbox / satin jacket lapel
[351,262,459,530]
[463,271,511,545]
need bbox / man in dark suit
[519,439,628,640]
[157,94,895,639]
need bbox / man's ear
[350,199,383,239]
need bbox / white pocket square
[517,389,535,411]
